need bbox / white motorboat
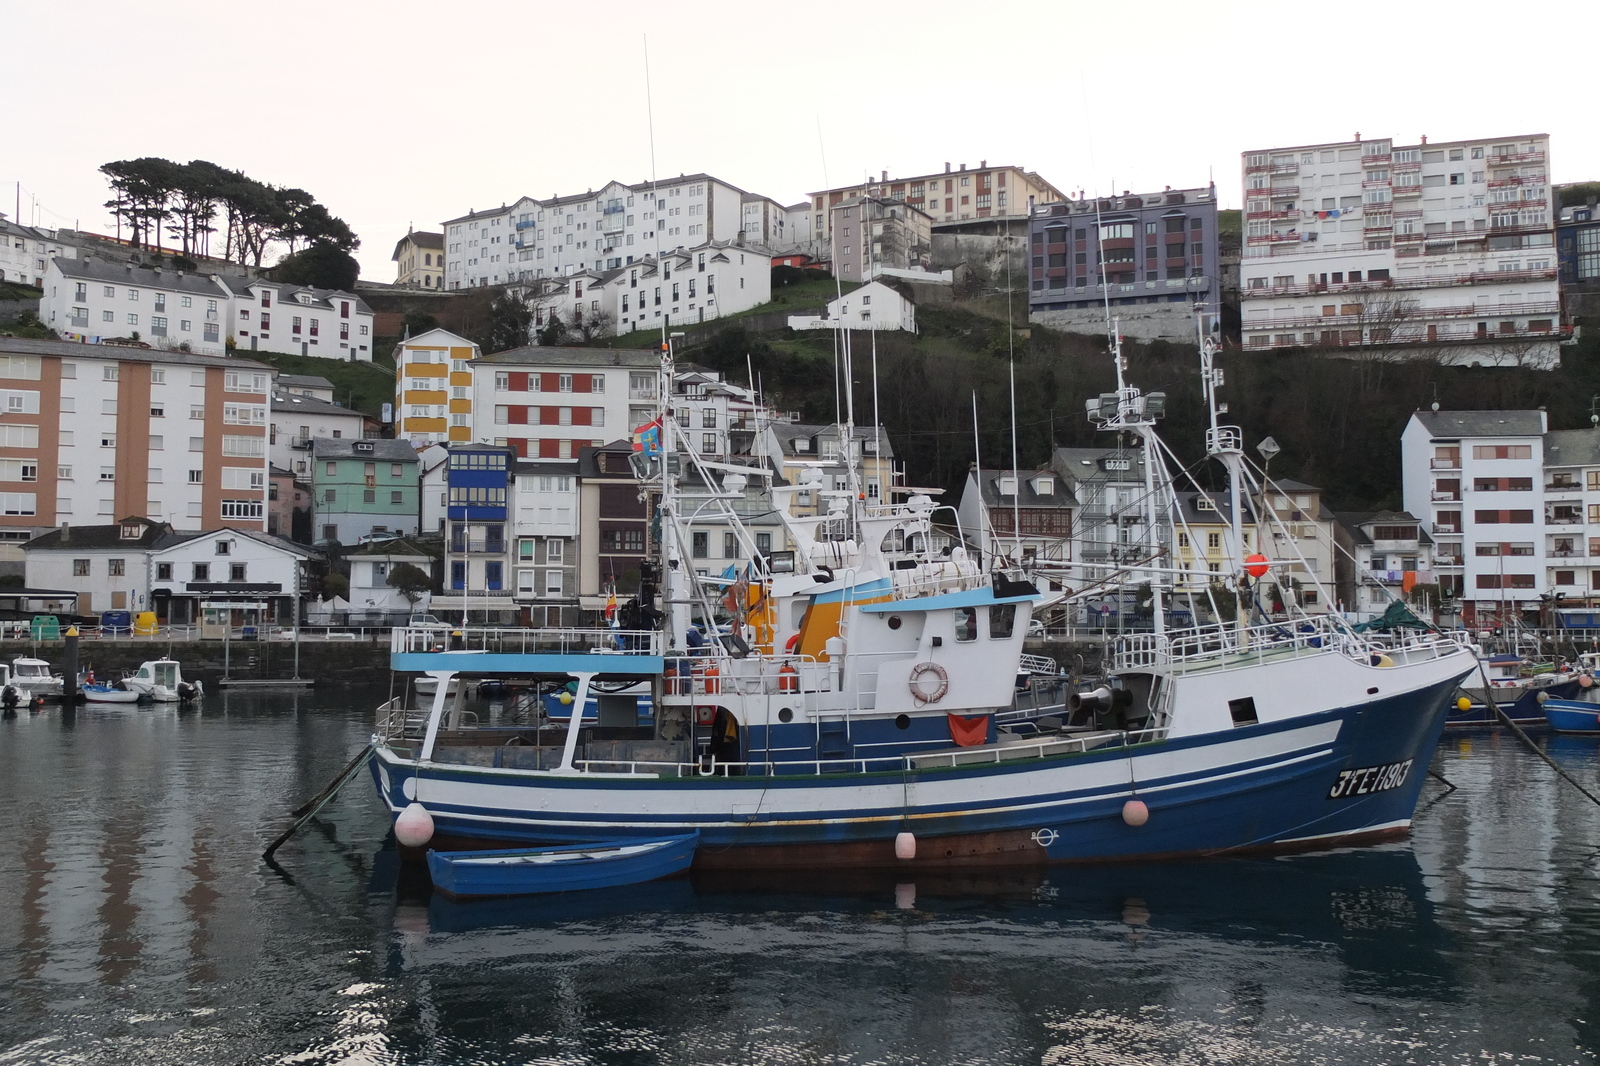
[413,676,460,699]
[10,657,63,699]
[123,659,203,703]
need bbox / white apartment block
[1401,410,1547,627]
[527,242,772,337]
[740,194,788,249]
[40,257,374,361]
[1337,511,1437,618]
[443,174,764,290]
[472,347,742,461]
[269,388,369,478]
[1241,133,1562,368]
[1,214,76,288]
[0,337,271,538]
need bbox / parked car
[407,613,453,632]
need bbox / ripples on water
[1,690,1598,1064]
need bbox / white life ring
[909,662,949,705]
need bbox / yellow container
[133,611,158,636]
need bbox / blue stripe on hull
[371,675,1460,864]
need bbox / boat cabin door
[153,662,178,689]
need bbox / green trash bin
[30,615,60,640]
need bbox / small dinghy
[1543,697,1600,734]
[426,833,699,900]
[82,682,141,704]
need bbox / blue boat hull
[1447,677,1583,726]
[426,833,699,899]
[372,674,1463,868]
[1542,699,1600,734]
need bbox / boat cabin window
[1228,697,1259,726]
[989,604,1016,639]
[954,607,977,642]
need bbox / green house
[311,438,420,545]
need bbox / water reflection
[1,691,1598,1064]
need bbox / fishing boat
[122,659,203,703]
[1448,653,1584,726]
[367,323,1476,870]
[10,657,63,699]
[425,833,700,899]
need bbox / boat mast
[1197,310,1246,639]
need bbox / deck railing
[390,626,660,656]
[1112,614,1469,673]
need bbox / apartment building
[0,337,270,536]
[216,275,373,360]
[807,162,1065,246]
[270,387,369,478]
[0,213,75,288]
[473,347,744,461]
[956,467,1075,568]
[443,174,761,289]
[1557,197,1600,318]
[525,241,773,337]
[1401,410,1548,627]
[393,327,481,445]
[43,257,228,352]
[1052,446,1152,587]
[40,257,375,361]
[392,229,445,289]
[829,197,932,284]
[1535,429,1600,608]
[437,444,516,620]
[740,194,788,249]
[1027,186,1220,342]
[1333,511,1436,618]
[576,440,650,606]
[755,423,897,516]
[511,458,580,625]
[787,281,918,333]
[311,438,420,544]
[1240,133,1562,368]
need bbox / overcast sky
[4,0,1593,281]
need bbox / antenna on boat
[1005,211,1021,565]
[1196,306,1248,639]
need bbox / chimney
[980,160,987,169]
[959,163,966,171]
[945,162,951,173]
[881,169,888,183]
[60,523,69,544]
[1420,135,1427,145]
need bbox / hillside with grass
[240,348,396,417]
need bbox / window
[1471,445,1533,460]
[954,607,977,642]
[103,365,119,382]
[989,604,1016,639]
[156,563,172,581]
[230,563,247,582]
[72,559,90,577]
[188,470,203,484]
[220,499,263,519]
[108,559,125,577]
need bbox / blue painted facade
[444,445,513,596]
[1556,202,1600,286]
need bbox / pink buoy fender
[894,831,917,860]
[395,801,435,847]
[1122,799,1149,827]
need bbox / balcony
[1270,162,1299,174]
[1546,480,1582,492]
[1488,150,1546,166]
[1393,185,1423,198]
[290,436,312,450]
[1547,514,1583,525]
[1434,555,1464,567]
[1549,549,1583,559]
[1432,524,1459,534]
[1431,458,1460,470]
[1431,491,1460,502]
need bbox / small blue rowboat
[1543,698,1600,734]
[426,832,700,899]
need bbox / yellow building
[1171,490,1256,588]
[393,328,480,445]
[391,229,445,290]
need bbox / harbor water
[3,684,1600,1065]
